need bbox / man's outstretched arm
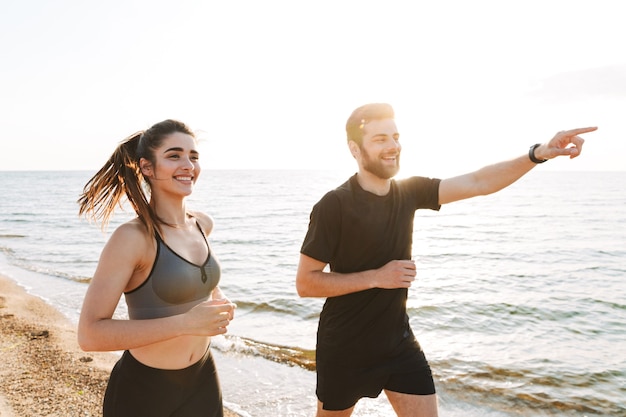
[438,127,597,205]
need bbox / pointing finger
[560,127,597,136]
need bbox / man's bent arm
[296,254,416,297]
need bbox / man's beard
[361,147,400,179]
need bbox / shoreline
[0,273,238,417]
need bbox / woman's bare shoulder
[189,211,214,235]
[106,218,153,251]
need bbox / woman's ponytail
[78,132,153,233]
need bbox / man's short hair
[345,103,395,145]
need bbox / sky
[1,0,624,177]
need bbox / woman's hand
[184,299,237,336]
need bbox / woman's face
[143,131,201,197]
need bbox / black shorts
[103,349,223,417]
[316,342,436,411]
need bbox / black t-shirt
[301,174,441,367]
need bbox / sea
[0,169,624,417]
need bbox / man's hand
[536,127,598,160]
[373,260,417,289]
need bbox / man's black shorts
[316,340,436,411]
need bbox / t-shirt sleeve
[408,176,441,210]
[300,192,341,263]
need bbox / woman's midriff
[129,335,211,370]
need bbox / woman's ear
[139,158,153,178]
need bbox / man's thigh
[385,391,438,417]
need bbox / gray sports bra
[124,222,221,320]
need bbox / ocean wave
[214,335,625,416]
[234,300,318,319]
[0,254,91,284]
[18,265,91,284]
[0,246,16,255]
[435,360,625,416]
[213,335,316,371]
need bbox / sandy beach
[0,273,238,417]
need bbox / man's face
[358,118,401,179]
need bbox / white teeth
[176,176,192,181]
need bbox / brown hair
[345,103,395,146]
[78,119,195,236]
